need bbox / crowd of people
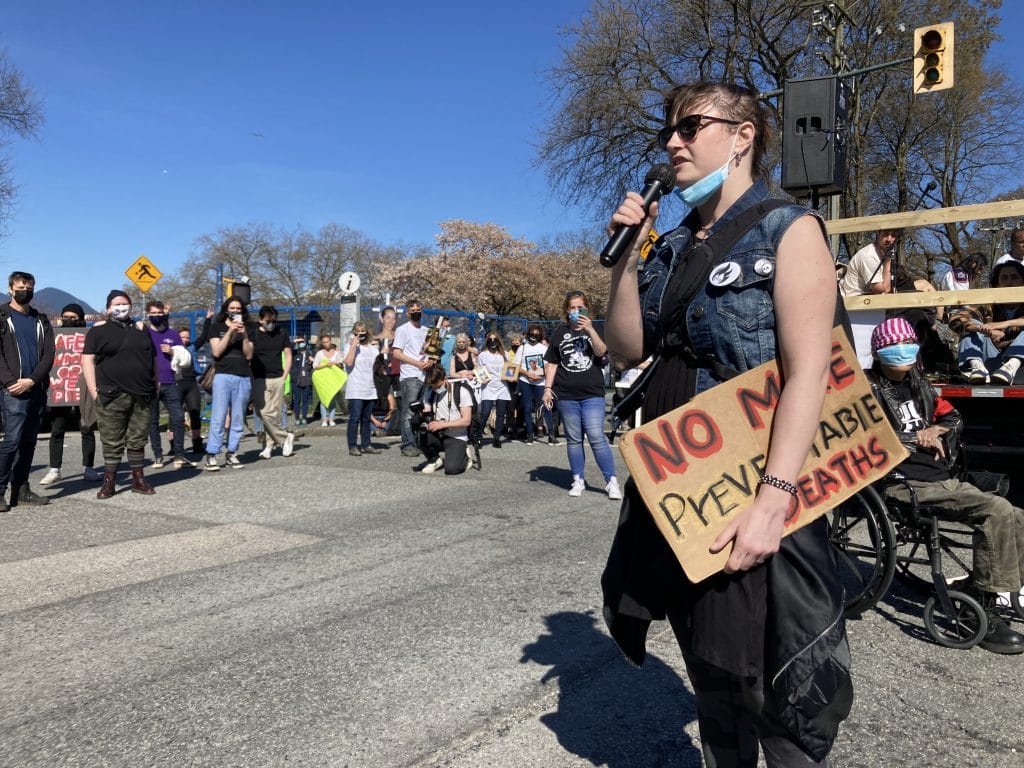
[0,273,629,507]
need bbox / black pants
[669,651,828,768]
[47,405,96,468]
[178,378,202,437]
[419,430,467,475]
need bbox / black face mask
[486,340,499,350]
[12,289,33,305]
[149,315,167,327]
[357,333,367,342]
[409,312,422,323]
[62,318,85,328]
[527,335,540,343]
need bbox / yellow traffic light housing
[914,22,954,94]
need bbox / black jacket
[865,364,964,471]
[0,303,56,390]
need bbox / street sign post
[126,255,162,294]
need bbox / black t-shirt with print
[544,324,605,400]
[890,378,952,483]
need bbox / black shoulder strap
[663,198,792,312]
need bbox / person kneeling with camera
[416,364,472,475]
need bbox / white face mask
[674,133,739,208]
[110,305,132,320]
[263,322,276,332]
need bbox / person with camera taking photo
[416,363,473,475]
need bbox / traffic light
[226,281,251,306]
[914,22,954,94]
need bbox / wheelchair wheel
[923,590,988,650]
[828,486,896,617]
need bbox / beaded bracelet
[760,473,799,497]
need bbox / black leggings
[48,406,96,468]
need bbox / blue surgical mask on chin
[876,343,920,367]
[674,134,739,208]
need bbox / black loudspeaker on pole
[599,164,676,268]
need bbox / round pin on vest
[709,261,742,287]
[754,258,774,276]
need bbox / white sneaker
[40,467,61,485]
[282,432,295,457]
[152,456,165,469]
[225,453,244,469]
[329,419,336,427]
[258,444,273,460]
[606,477,622,500]
[321,420,328,427]
[83,466,102,482]
[421,457,444,474]
[568,476,586,497]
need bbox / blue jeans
[292,385,312,422]
[206,373,252,455]
[556,396,615,482]
[958,331,1024,369]
[399,376,424,450]
[347,399,374,448]
[149,383,186,458]
[0,388,46,493]
[519,381,554,437]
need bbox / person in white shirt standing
[392,300,430,457]
[343,321,380,456]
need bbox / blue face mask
[876,343,920,366]
[674,134,738,208]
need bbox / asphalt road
[1,427,1022,767]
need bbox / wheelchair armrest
[882,471,927,527]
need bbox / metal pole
[215,263,224,310]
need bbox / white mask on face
[110,305,132,320]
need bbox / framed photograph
[500,362,520,382]
[474,365,492,385]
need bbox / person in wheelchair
[866,317,1024,655]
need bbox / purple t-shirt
[147,324,183,385]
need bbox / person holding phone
[203,296,253,470]
[542,290,620,499]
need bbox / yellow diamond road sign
[126,255,162,293]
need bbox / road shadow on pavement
[521,610,701,767]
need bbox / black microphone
[599,163,676,268]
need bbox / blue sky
[2,2,1022,311]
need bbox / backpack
[452,381,484,449]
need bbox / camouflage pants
[96,390,152,468]
[885,478,1024,593]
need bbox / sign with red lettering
[619,327,907,583]
[47,328,87,406]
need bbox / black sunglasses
[657,114,741,149]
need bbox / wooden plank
[844,286,1024,311]
[825,199,1024,235]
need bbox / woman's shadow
[520,610,702,767]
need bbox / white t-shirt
[515,341,547,385]
[477,350,510,401]
[938,267,971,292]
[840,243,884,297]
[313,348,341,369]
[994,253,1024,269]
[343,342,377,400]
[432,382,470,441]
[393,321,428,381]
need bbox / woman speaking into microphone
[601,83,850,767]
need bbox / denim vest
[638,181,817,394]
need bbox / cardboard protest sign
[619,328,907,583]
[48,328,87,406]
